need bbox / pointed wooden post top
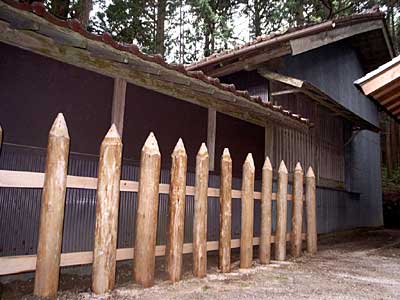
[103,124,122,144]
[278,160,288,174]
[306,166,315,178]
[244,153,255,170]
[142,132,160,154]
[49,113,69,139]
[222,148,231,161]
[172,138,187,156]
[197,143,208,157]
[263,156,272,170]
[294,162,303,173]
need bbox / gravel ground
[2,229,400,300]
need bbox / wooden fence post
[275,160,288,261]
[133,132,161,288]
[291,162,304,258]
[219,148,232,272]
[34,113,70,298]
[240,153,255,269]
[259,156,273,264]
[92,124,123,294]
[306,166,317,254]
[166,139,187,282]
[193,143,209,278]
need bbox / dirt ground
[1,228,400,300]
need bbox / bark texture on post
[306,166,317,255]
[166,139,187,283]
[275,160,288,261]
[34,113,70,298]
[193,143,209,278]
[219,148,232,273]
[92,124,123,294]
[240,153,255,269]
[133,132,161,288]
[259,157,273,264]
[291,162,304,258]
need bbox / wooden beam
[290,20,383,56]
[258,69,304,88]
[271,89,303,97]
[360,61,400,96]
[0,234,306,275]
[386,100,400,111]
[207,108,216,171]
[111,78,127,136]
[208,45,291,77]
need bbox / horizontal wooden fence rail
[0,170,295,201]
[0,234,306,276]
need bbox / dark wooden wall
[0,42,113,155]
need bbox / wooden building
[0,0,393,259]
[0,0,308,257]
[188,9,394,229]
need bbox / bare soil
[1,229,400,300]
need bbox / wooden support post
[240,153,255,269]
[275,160,288,261]
[291,162,304,258]
[111,78,127,136]
[34,113,70,298]
[219,148,232,272]
[207,108,216,171]
[264,123,274,159]
[193,143,209,278]
[133,132,161,288]
[306,166,317,255]
[166,139,187,283]
[92,124,123,294]
[259,157,273,264]
[386,118,393,176]
[0,125,2,152]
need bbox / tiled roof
[187,9,385,71]
[0,0,310,126]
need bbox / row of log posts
[31,114,317,296]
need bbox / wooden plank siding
[221,72,345,185]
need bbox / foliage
[41,0,400,62]
[382,166,400,192]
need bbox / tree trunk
[49,0,71,19]
[78,0,92,28]
[155,0,166,56]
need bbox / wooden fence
[0,114,317,297]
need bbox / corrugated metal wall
[0,144,360,256]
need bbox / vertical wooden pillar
[386,118,393,176]
[133,132,161,288]
[207,108,216,171]
[264,123,274,159]
[275,160,288,261]
[166,139,187,282]
[92,124,123,294]
[240,153,255,269]
[259,156,273,264]
[219,148,232,272]
[111,78,127,136]
[306,166,317,255]
[291,162,304,258]
[0,125,2,151]
[193,143,209,278]
[34,113,70,298]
